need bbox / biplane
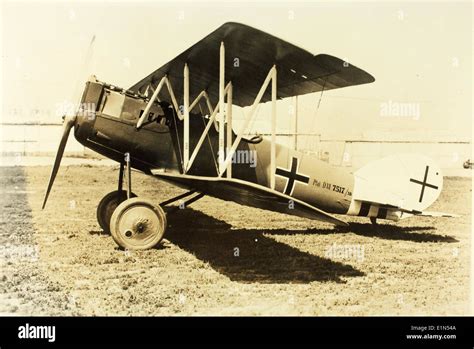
[42,22,457,250]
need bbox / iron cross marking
[409,165,439,203]
[275,157,310,195]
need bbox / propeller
[42,35,96,210]
[42,114,77,209]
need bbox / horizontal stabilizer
[412,211,460,218]
[350,198,460,221]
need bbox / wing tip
[315,53,375,84]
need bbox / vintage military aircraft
[42,22,457,250]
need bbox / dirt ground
[0,164,471,315]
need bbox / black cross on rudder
[409,165,439,203]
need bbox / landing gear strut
[96,154,136,234]
[370,217,378,225]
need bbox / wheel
[110,198,167,250]
[370,217,377,225]
[97,190,136,234]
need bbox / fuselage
[75,79,355,215]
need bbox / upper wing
[129,22,375,107]
[151,170,348,227]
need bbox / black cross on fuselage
[409,165,439,203]
[275,157,310,195]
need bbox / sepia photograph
[0,0,472,344]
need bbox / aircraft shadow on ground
[342,222,458,243]
[165,208,365,284]
[263,222,458,243]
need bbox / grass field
[0,165,471,315]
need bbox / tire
[110,198,167,250]
[97,190,136,234]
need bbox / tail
[347,154,457,221]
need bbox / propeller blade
[42,115,76,209]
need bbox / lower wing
[151,171,348,227]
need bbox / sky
[1,0,472,142]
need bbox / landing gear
[102,152,168,250]
[370,217,378,225]
[110,197,167,250]
[97,152,205,250]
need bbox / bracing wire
[303,76,327,152]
